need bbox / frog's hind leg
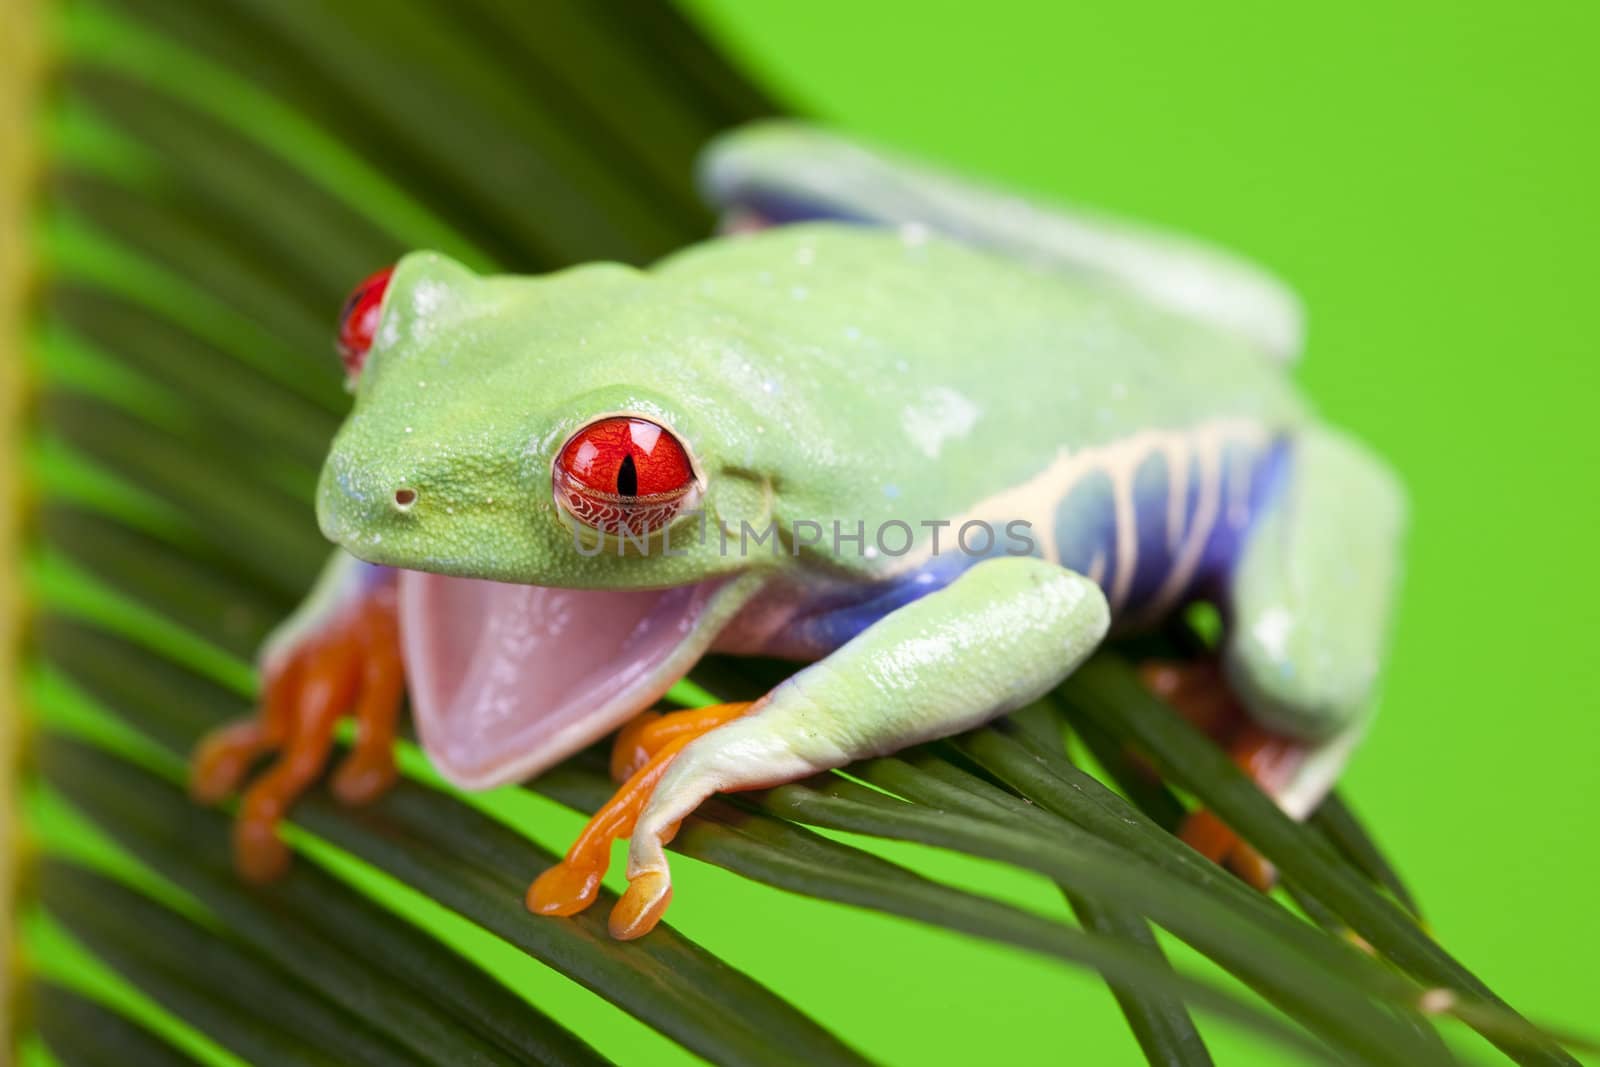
[1151,424,1405,889]
[1139,660,1364,889]
[191,553,404,881]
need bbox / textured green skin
[1223,423,1405,743]
[312,150,1404,860]
[703,121,1307,361]
[318,223,1306,589]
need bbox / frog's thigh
[1223,425,1406,813]
[621,557,1111,923]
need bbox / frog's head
[314,251,778,787]
[316,250,777,585]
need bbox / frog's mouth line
[398,571,743,791]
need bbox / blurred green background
[658,1,1600,1062]
[23,2,1599,1064]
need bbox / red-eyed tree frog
[192,122,1405,940]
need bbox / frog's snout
[316,432,550,577]
[316,457,428,549]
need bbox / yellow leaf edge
[4,0,48,1051]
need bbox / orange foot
[191,577,404,881]
[527,701,753,939]
[1139,659,1305,892]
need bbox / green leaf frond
[5,2,1588,1065]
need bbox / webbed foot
[1139,659,1305,892]
[191,568,403,881]
[527,701,754,937]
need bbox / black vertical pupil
[617,454,638,497]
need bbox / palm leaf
[4,1,1590,1064]
[33,982,206,1067]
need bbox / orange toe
[527,735,693,918]
[1179,809,1277,890]
[1179,808,1239,865]
[538,701,757,934]
[1227,840,1277,893]
[608,702,753,782]
[610,870,673,941]
[190,721,269,804]
[331,754,398,806]
[528,860,606,916]
[609,711,663,783]
[193,575,406,884]
[335,593,404,806]
[234,815,292,883]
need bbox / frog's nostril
[393,487,418,510]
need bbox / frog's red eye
[554,417,697,535]
[336,265,395,381]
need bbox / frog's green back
[702,121,1306,363]
[323,223,1307,590]
[649,223,1308,539]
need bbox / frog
[191,121,1405,941]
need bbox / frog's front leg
[191,550,404,880]
[530,556,1111,940]
[1169,425,1406,884]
